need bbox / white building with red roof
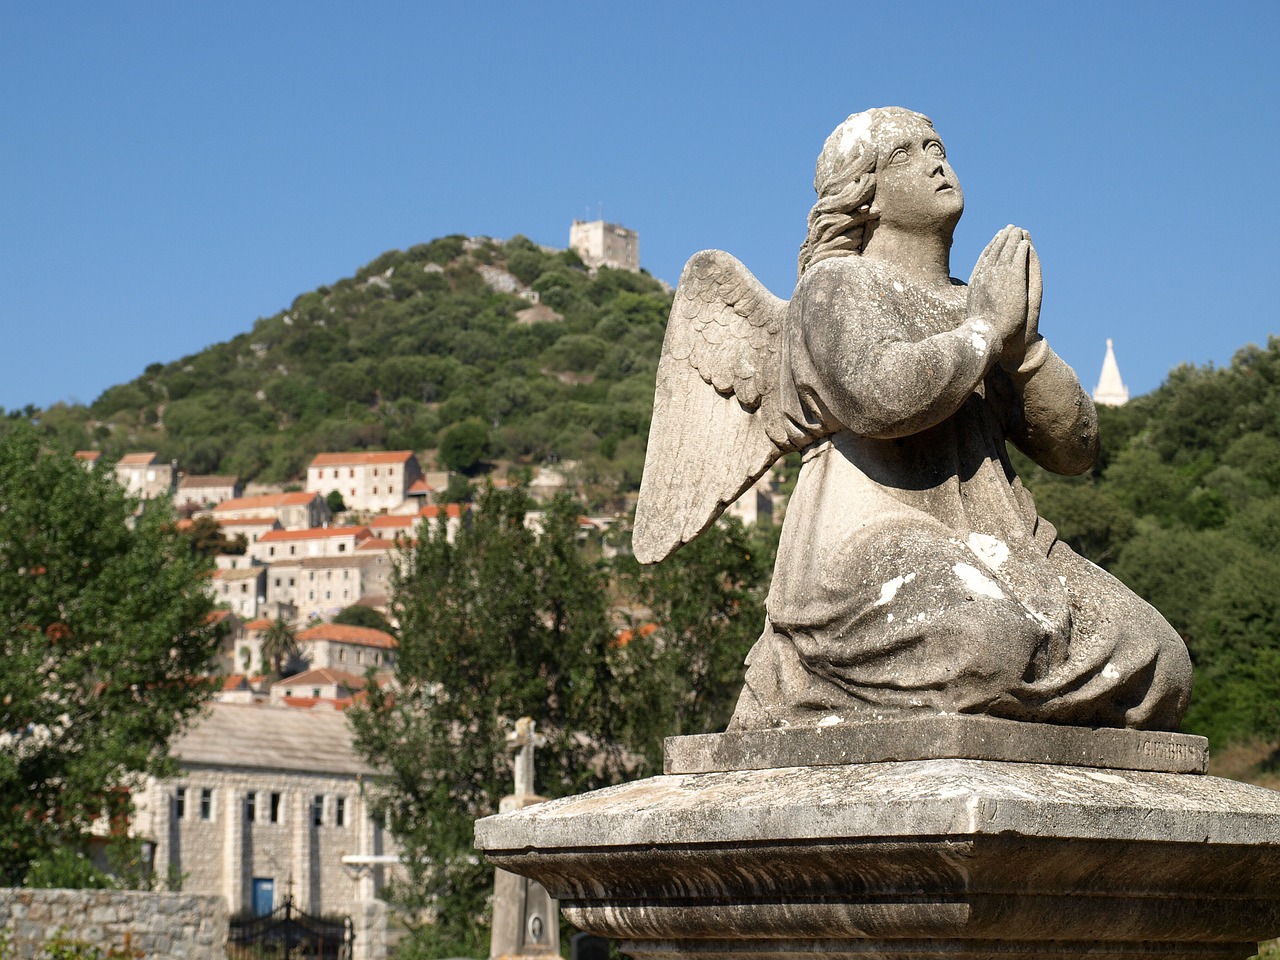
[306,450,423,513]
[212,491,330,531]
[177,474,243,509]
[270,667,369,706]
[296,623,396,673]
[249,525,372,564]
[114,452,175,500]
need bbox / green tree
[0,426,220,884]
[260,616,300,677]
[333,605,393,634]
[180,514,247,558]
[348,489,628,957]
[617,517,769,770]
[326,489,347,514]
[438,419,490,474]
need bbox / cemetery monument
[476,107,1280,959]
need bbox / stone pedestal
[475,718,1280,959]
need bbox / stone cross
[491,717,561,960]
[506,716,544,800]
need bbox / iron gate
[228,895,353,959]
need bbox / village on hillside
[64,432,783,960]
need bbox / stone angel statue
[635,107,1192,733]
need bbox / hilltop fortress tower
[569,219,639,272]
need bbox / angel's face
[872,116,964,235]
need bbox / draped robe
[729,255,1192,731]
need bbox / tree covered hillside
[17,235,672,495]
[1018,339,1280,748]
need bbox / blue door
[251,878,274,917]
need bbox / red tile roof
[218,517,279,527]
[214,492,319,512]
[74,450,101,462]
[420,504,463,519]
[117,452,158,465]
[356,537,407,551]
[297,624,396,649]
[309,450,415,467]
[272,667,368,689]
[369,514,416,529]
[258,526,371,543]
[244,618,273,631]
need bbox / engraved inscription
[1138,739,1201,762]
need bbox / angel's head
[798,107,962,279]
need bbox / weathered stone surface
[664,715,1208,775]
[0,889,227,960]
[633,107,1192,732]
[476,760,1280,959]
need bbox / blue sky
[2,2,1277,412]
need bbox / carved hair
[797,107,933,280]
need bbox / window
[335,797,346,827]
[175,787,186,819]
[274,578,281,588]
[324,590,331,600]
[333,469,339,478]
[288,577,295,587]
[338,649,345,662]
[246,792,256,822]
[308,591,314,600]
[270,792,281,823]
[349,469,355,478]
[373,468,379,477]
[312,795,324,827]
[289,545,296,556]
[269,547,275,557]
[312,687,321,697]
[337,543,346,552]
[309,572,315,581]
[200,788,213,821]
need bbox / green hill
[1016,339,1280,750]
[9,231,1280,750]
[20,235,673,501]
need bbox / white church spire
[1093,338,1129,407]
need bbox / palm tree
[260,616,300,677]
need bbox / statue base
[475,721,1280,959]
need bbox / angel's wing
[633,250,800,564]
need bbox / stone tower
[569,220,639,272]
[1093,337,1129,406]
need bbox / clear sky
[2,2,1277,413]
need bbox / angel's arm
[790,260,1005,439]
[991,341,1099,476]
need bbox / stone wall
[0,888,226,959]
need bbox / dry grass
[1208,738,1280,789]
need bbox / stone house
[114,452,175,500]
[296,624,396,673]
[213,491,331,531]
[217,516,281,548]
[306,451,423,514]
[270,667,368,705]
[293,556,377,623]
[211,567,266,621]
[177,475,243,510]
[74,450,102,468]
[250,526,372,564]
[132,702,397,960]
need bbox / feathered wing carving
[633,250,801,564]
